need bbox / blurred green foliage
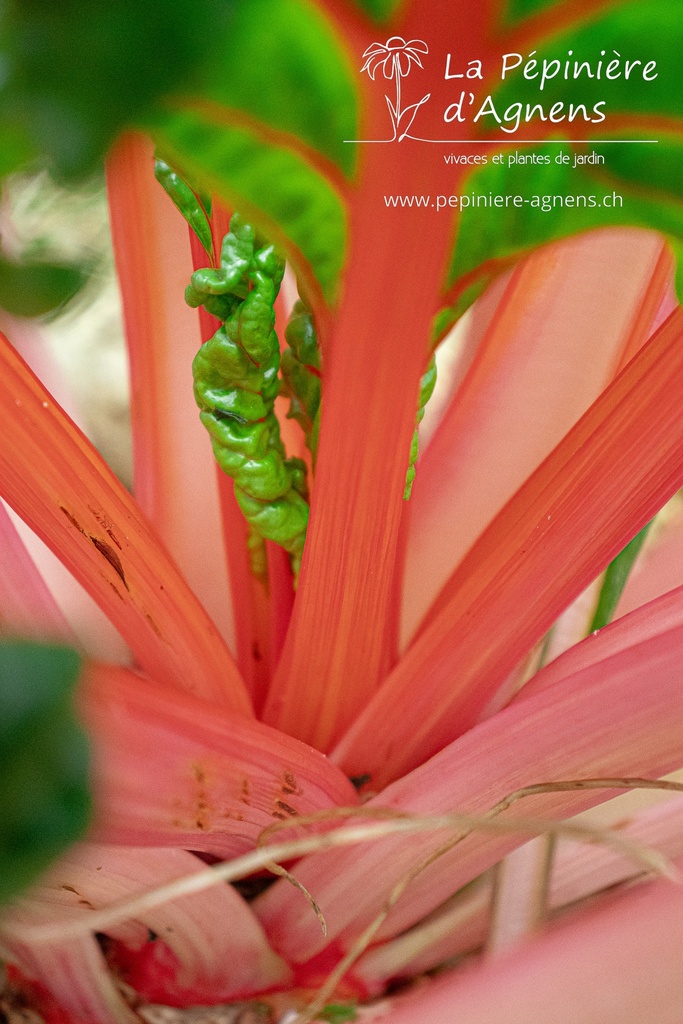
[0,641,90,907]
[190,0,358,177]
[494,2,683,122]
[447,142,683,286]
[0,0,234,315]
[502,0,576,25]
[0,0,234,179]
[350,0,403,21]
[444,0,683,320]
[0,256,87,317]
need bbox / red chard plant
[1,0,683,1021]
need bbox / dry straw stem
[281,778,683,1024]
[4,778,681,950]
[258,861,327,936]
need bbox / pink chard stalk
[1,0,683,1021]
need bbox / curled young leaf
[190,215,309,579]
[154,157,213,258]
[404,355,437,500]
[281,299,322,463]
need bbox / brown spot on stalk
[89,536,129,589]
[275,800,298,817]
[240,777,251,806]
[145,613,162,638]
[59,507,86,534]
[60,884,79,894]
[281,770,302,796]
[223,810,244,822]
[192,762,211,832]
[88,504,121,541]
[88,505,124,550]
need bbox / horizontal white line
[343,139,659,144]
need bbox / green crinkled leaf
[0,256,87,317]
[445,139,683,307]
[154,157,213,258]
[349,0,403,22]
[195,0,358,177]
[153,110,347,302]
[0,0,234,177]
[0,641,91,906]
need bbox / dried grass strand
[4,779,679,950]
[290,777,683,1023]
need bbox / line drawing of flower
[361,36,431,141]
